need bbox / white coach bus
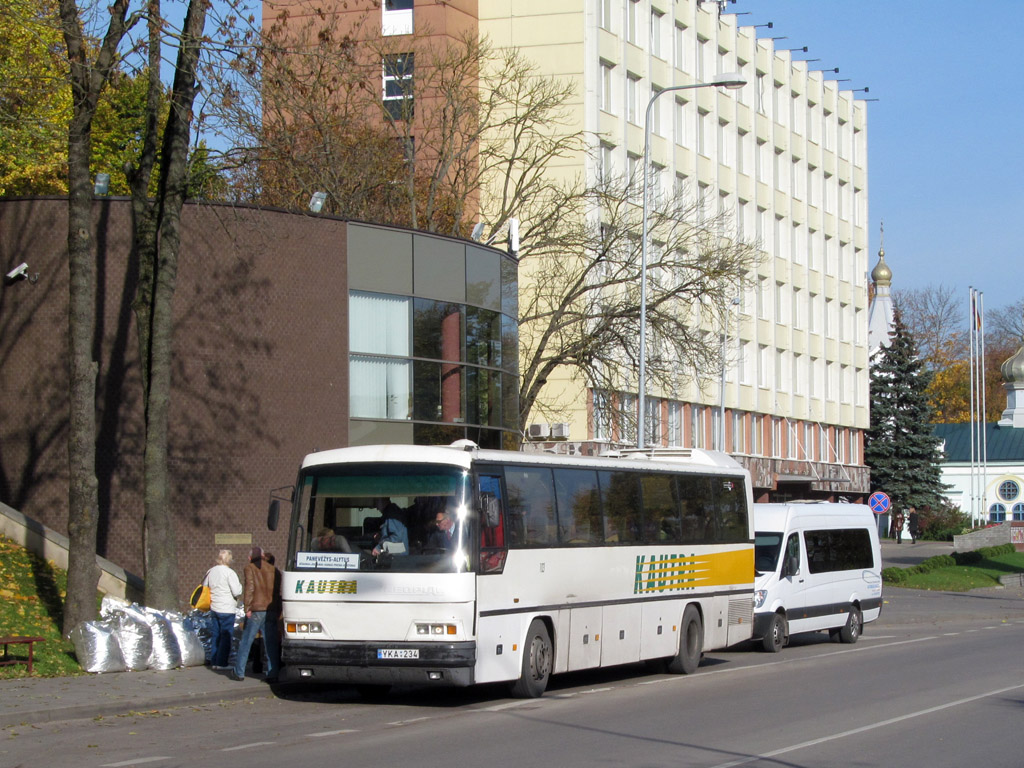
[268,441,755,697]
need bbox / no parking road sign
[868,491,891,515]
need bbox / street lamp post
[718,296,740,451]
[638,74,747,449]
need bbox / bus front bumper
[281,639,476,687]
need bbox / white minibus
[752,502,882,652]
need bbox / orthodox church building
[866,240,1024,523]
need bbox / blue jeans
[232,611,280,679]
[211,611,236,667]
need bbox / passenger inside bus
[312,527,353,553]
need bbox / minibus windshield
[754,531,783,574]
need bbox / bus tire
[838,606,862,644]
[761,612,787,653]
[509,619,552,698]
[667,605,703,675]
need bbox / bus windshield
[754,531,783,574]
[288,462,472,573]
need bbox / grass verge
[883,546,1024,591]
[0,534,84,678]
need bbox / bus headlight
[286,621,324,634]
[415,623,457,636]
[754,590,767,609]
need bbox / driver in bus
[426,507,456,550]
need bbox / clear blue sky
[730,0,1023,314]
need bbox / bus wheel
[510,620,552,698]
[667,605,703,675]
[762,612,787,653]
[838,606,862,644]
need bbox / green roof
[932,423,1024,463]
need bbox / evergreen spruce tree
[865,309,947,512]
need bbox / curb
[0,681,298,729]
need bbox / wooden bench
[0,636,46,674]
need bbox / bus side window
[477,475,508,573]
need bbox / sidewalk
[0,664,279,729]
[880,538,955,569]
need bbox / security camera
[3,262,29,285]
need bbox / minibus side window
[781,533,800,577]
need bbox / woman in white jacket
[204,549,242,668]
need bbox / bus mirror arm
[267,485,295,531]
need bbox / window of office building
[627,0,639,44]
[674,22,686,69]
[383,53,414,120]
[627,73,641,124]
[668,401,683,446]
[382,0,414,36]
[732,411,746,453]
[651,10,664,58]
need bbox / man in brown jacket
[229,546,281,682]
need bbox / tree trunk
[58,0,131,637]
[141,0,209,610]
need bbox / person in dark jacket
[230,546,281,682]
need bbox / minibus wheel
[510,619,552,698]
[667,605,703,674]
[838,606,862,643]
[762,612,787,653]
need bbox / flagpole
[968,286,977,528]
[980,291,988,521]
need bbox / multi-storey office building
[273,0,872,500]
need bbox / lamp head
[711,72,747,89]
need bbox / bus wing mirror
[268,499,280,531]
[787,555,799,577]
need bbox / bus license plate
[377,649,419,660]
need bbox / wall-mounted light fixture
[94,173,110,195]
[309,191,327,213]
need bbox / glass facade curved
[346,224,519,449]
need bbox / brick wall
[0,198,352,604]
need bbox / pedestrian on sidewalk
[908,507,920,544]
[204,549,242,669]
[893,510,905,543]
[230,546,281,683]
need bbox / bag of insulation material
[112,610,153,671]
[70,619,127,674]
[185,610,215,663]
[140,609,182,670]
[148,608,205,668]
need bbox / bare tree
[987,297,1024,350]
[58,0,137,635]
[516,170,761,436]
[893,284,967,369]
[206,6,757,439]
[124,0,211,610]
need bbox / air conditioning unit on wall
[528,423,550,438]
[550,422,571,439]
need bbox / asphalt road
[4,586,1022,768]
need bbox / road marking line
[221,742,276,751]
[706,682,1024,768]
[101,759,172,767]
[307,729,359,737]
[387,717,430,726]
